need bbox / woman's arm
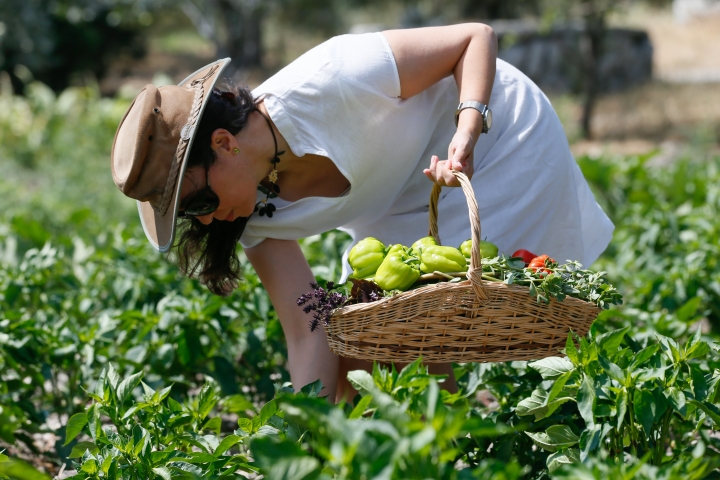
[382,23,498,187]
[244,238,338,398]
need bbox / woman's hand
[423,130,475,187]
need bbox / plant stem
[627,397,638,456]
[481,275,503,282]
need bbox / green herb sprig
[481,256,623,309]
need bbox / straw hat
[111,58,231,252]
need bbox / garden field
[1,80,719,479]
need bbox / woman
[111,24,613,401]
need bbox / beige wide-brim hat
[110,58,231,252]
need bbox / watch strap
[455,101,489,132]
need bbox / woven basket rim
[331,277,600,318]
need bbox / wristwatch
[455,101,492,133]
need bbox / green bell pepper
[374,246,420,291]
[419,245,468,274]
[459,239,499,259]
[410,236,437,253]
[348,237,386,279]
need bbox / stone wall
[493,20,653,94]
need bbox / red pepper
[528,254,556,274]
[511,249,537,265]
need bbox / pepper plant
[514,328,720,472]
[65,365,261,479]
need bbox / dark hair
[173,84,257,296]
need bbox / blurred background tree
[0,0,152,94]
[0,0,678,138]
[539,0,627,138]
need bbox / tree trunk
[581,10,605,139]
[216,0,265,72]
[181,0,266,76]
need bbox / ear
[209,128,238,156]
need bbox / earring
[232,147,240,155]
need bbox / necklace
[254,109,284,218]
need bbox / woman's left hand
[424,130,475,187]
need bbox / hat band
[155,64,219,216]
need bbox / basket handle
[428,171,487,301]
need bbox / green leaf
[106,431,127,453]
[68,442,99,459]
[116,371,143,404]
[87,404,101,441]
[167,461,203,476]
[167,397,184,413]
[251,436,321,480]
[686,332,711,360]
[633,389,656,434]
[132,425,150,457]
[121,402,150,420]
[202,417,222,434]
[64,412,88,446]
[152,466,172,480]
[528,357,574,380]
[347,370,375,394]
[577,374,596,428]
[547,370,573,404]
[653,387,669,421]
[258,400,277,426]
[197,382,219,420]
[106,364,121,391]
[515,388,572,420]
[629,345,659,370]
[155,385,173,404]
[578,424,604,461]
[80,459,99,474]
[215,434,241,456]
[223,394,255,414]
[656,334,681,364]
[525,425,579,453]
[688,399,720,425]
[546,448,580,472]
[616,389,628,431]
[635,367,669,383]
[0,457,52,480]
[237,418,253,435]
[706,370,720,403]
[349,395,373,419]
[564,334,579,365]
[596,327,629,355]
[300,379,323,397]
[676,296,702,323]
[184,452,220,464]
[125,344,147,364]
[141,382,156,399]
[598,356,626,386]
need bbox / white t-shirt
[244,32,614,278]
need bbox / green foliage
[580,153,720,333]
[517,329,720,472]
[0,450,51,480]
[68,362,529,479]
[64,366,261,479]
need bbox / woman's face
[179,146,259,224]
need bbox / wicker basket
[325,171,600,363]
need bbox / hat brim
[136,58,231,253]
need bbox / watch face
[486,109,493,130]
